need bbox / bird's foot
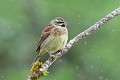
[60,48,64,53]
[56,48,64,53]
[50,55,56,60]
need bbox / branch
[27,7,120,80]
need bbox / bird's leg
[57,48,64,53]
[49,53,56,60]
[49,48,64,60]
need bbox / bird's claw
[50,55,56,60]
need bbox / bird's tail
[30,55,41,69]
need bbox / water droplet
[90,65,93,68]
[45,2,48,5]
[98,56,100,59]
[19,16,21,18]
[105,78,108,80]
[78,15,80,18]
[27,75,30,77]
[62,4,63,7]
[100,70,103,73]
[118,28,120,31]
[102,41,105,44]
[2,76,3,78]
[75,65,79,69]
[112,29,115,32]
[85,41,87,45]
[93,45,96,48]
[8,26,11,29]
[91,49,93,52]
[78,74,80,77]
[106,27,109,30]
[13,10,16,13]
[99,76,103,80]
[85,21,89,24]
[59,59,62,62]
[19,24,21,27]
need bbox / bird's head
[50,17,67,27]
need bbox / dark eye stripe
[57,22,64,23]
[61,24,65,27]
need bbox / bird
[33,17,68,63]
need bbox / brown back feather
[35,25,54,53]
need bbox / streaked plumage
[34,17,68,62]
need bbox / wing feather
[35,25,54,53]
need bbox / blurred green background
[0,0,120,80]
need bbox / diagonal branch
[27,7,120,80]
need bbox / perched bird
[33,17,68,63]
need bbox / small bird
[33,17,68,63]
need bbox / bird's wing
[35,25,54,53]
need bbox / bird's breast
[51,27,68,36]
[40,27,68,54]
[47,34,68,53]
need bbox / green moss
[30,61,42,73]
[41,69,49,76]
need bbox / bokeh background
[0,0,120,80]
